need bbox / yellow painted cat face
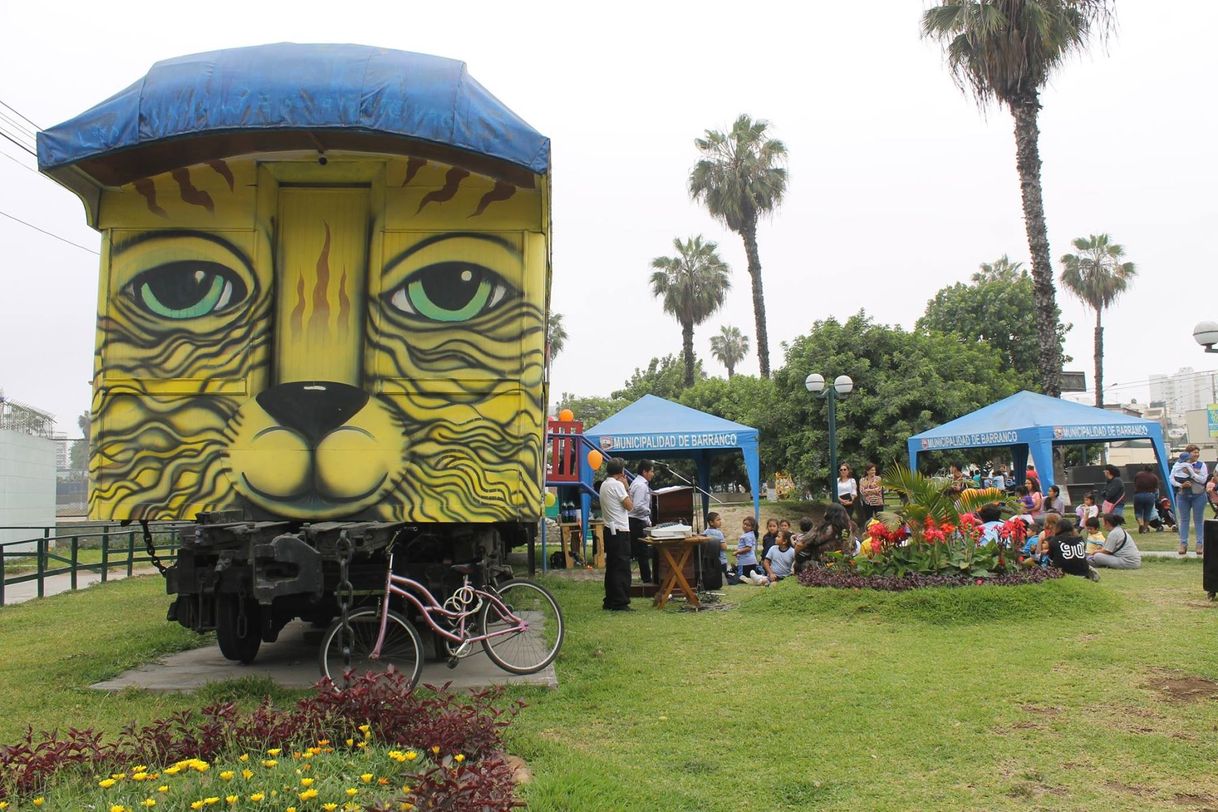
[91,156,547,522]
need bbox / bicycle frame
[370,555,529,659]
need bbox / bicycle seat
[449,562,481,576]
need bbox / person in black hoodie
[1048,518,1099,581]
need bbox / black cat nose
[256,382,370,443]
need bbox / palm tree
[972,254,1024,283]
[709,325,750,378]
[1059,234,1137,407]
[650,236,732,387]
[546,312,568,363]
[689,114,788,379]
[922,0,1114,397]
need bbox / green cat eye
[128,261,246,320]
[386,261,514,322]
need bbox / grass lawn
[4,560,1218,810]
[507,559,1218,811]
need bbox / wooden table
[645,535,709,609]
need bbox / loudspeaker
[1204,520,1218,597]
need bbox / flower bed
[798,564,1063,592]
[0,673,524,810]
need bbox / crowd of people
[596,449,1218,609]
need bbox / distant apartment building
[1149,367,1218,436]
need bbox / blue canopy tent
[907,390,1174,509]
[584,395,761,524]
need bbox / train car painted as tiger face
[92,155,547,525]
[38,44,552,661]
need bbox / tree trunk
[740,218,771,378]
[1011,98,1062,397]
[725,362,735,379]
[1093,308,1103,408]
[682,320,695,388]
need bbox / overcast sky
[1,0,1215,436]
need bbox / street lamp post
[805,373,854,496]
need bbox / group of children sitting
[703,514,805,586]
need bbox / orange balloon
[558,408,574,422]
[587,449,603,470]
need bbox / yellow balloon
[544,492,557,507]
[587,449,603,470]
[558,408,575,422]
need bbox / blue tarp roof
[909,390,1155,440]
[37,42,550,175]
[585,395,757,440]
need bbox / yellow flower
[266,748,282,757]
[399,804,414,811]
[355,741,367,749]
[430,745,440,755]
[261,759,278,768]
[357,724,371,734]
[285,808,296,812]
[164,766,182,775]
[141,801,157,809]
[158,785,170,793]
[454,754,465,764]
[191,803,205,811]
[193,762,210,773]
[225,795,238,804]
[111,805,128,812]
[204,799,220,807]
[298,788,318,801]
[242,769,253,779]
[300,778,314,788]
[323,805,338,812]
[317,739,330,746]
[300,751,315,760]
[33,799,45,808]
[100,778,119,788]
[249,793,264,802]
[360,773,373,783]
[220,771,234,781]
[405,750,418,761]
[132,771,150,781]
[132,765,148,772]
[1,802,9,810]
[344,738,354,747]
[345,787,358,797]
[238,753,250,762]
[113,773,128,780]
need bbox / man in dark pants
[600,457,634,611]
[627,459,657,583]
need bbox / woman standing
[1100,465,1126,516]
[836,463,858,519]
[1171,445,1208,555]
[859,462,885,523]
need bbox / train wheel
[216,595,261,664]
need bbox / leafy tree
[917,256,1068,386]
[689,114,788,379]
[552,393,625,428]
[709,325,750,378]
[1059,233,1137,407]
[546,312,568,362]
[649,236,732,387]
[922,0,1115,397]
[678,375,780,487]
[770,313,1023,494]
[612,355,703,403]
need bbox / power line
[0,209,98,255]
[0,110,37,141]
[0,147,36,173]
[0,98,41,131]
[0,128,35,157]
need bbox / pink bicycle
[318,555,564,686]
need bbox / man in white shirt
[627,460,657,583]
[600,457,634,611]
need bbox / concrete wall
[0,429,56,552]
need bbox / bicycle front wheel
[318,608,423,688]
[479,579,564,674]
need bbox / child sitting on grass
[1022,513,1058,567]
[1084,516,1106,555]
[762,530,796,584]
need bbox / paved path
[2,566,159,605]
[92,620,557,692]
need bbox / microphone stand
[656,463,724,505]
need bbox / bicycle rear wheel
[318,608,423,688]
[479,579,564,674]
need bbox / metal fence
[0,523,189,606]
